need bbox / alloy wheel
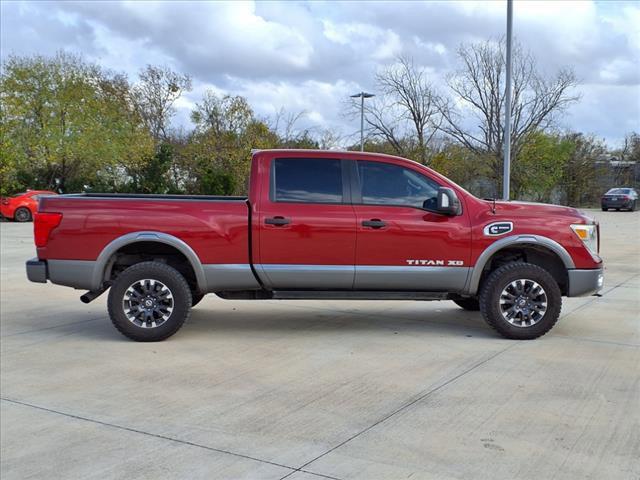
[498,279,547,327]
[122,279,174,328]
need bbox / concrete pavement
[1,210,639,479]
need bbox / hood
[486,200,592,222]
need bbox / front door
[257,157,356,289]
[351,159,472,291]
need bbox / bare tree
[133,65,192,142]
[611,132,640,185]
[317,128,345,150]
[438,39,580,182]
[270,107,308,145]
[349,56,441,163]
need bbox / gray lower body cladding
[255,264,470,291]
[26,259,603,298]
[26,260,260,292]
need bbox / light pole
[502,0,513,200]
[350,92,375,151]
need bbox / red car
[1,190,58,222]
[26,150,603,342]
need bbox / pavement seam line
[277,342,518,480]
[1,316,106,338]
[560,272,639,318]
[0,397,342,480]
[552,335,639,348]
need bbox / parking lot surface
[1,210,639,479]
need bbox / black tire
[479,262,561,340]
[630,201,637,212]
[452,296,480,311]
[14,207,32,222]
[107,261,192,341]
[601,207,607,211]
[191,292,205,307]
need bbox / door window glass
[273,158,343,203]
[357,161,439,208]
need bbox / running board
[272,291,449,301]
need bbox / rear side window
[607,188,629,195]
[357,161,439,208]
[272,158,343,203]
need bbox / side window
[357,161,439,209]
[273,158,343,203]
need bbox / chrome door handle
[362,219,386,229]
[265,216,290,226]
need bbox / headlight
[570,224,598,256]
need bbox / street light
[502,0,513,200]
[350,92,375,151]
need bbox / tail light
[1,197,8,205]
[34,212,62,247]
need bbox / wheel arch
[92,232,207,292]
[466,235,574,296]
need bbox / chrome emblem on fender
[483,222,513,236]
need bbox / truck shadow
[20,300,497,343]
[176,300,496,340]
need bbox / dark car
[601,188,638,211]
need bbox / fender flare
[465,234,575,295]
[91,231,207,292]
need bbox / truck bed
[38,194,251,264]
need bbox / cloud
[1,0,638,146]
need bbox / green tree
[183,91,279,195]
[0,52,153,194]
[561,133,606,206]
[512,131,574,202]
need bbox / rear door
[256,157,357,289]
[351,159,472,291]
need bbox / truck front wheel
[107,261,192,342]
[479,262,561,340]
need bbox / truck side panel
[37,196,260,292]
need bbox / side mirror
[426,187,460,216]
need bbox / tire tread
[479,262,561,340]
[107,261,191,342]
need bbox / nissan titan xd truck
[26,150,604,341]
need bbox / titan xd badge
[483,221,513,236]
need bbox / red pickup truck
[26,149,603,341]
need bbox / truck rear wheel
[107,261,192,342]
[479,262,561,340]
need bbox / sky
[1,0,639,147]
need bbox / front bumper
[567,267,604,297]
[26,258,48,283]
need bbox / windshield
[606,188,630,195]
